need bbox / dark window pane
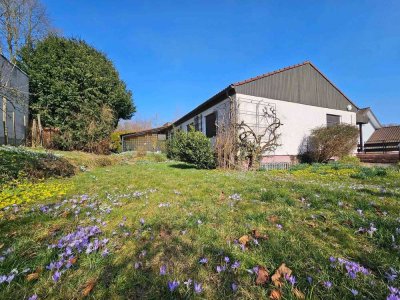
[205,112,217,137]
[327,114,340,127]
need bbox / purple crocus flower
[307,276,313,284]
[52,271,61,282]
[350,289,358,296]
[6,274,15,283]
[276,224,283,230]
[324,281,332,289]
[160,265,167,275]
[140,218,145,225]
[231,282,238,292]
[184,279,192,287]
[285,274,296,286]
[252,266,259,274]
[216,265,226,273]
[224,256,230,263]
[168,280,180,292]
[231,261,240,269]
[102,248,109,257]
[194,282,202,294]
[199,257,208,264]
[28,295,38,300]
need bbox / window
[205,112,217,137]
[327,114,340,127]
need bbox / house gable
[233,62,358,112]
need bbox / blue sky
[43,0,399,125]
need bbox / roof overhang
[356,107,382,128]
[120,124,171,139]
[172,85,235,126]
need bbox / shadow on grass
[357,188,400,200]
[168,163,197,169]
[96,221,239,299]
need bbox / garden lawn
[0,157,400,299]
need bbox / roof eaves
[0,53,29,78]
[120,124,171,138]
[172,85,234,126]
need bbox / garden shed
[120,123,171,152]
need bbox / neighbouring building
[0,54,29,146]
[120,123,170,152]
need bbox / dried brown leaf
[268,215,279,224]
[251,229,268,240]
[269,289,282,300]
[238,235,250,246]
[69,257,77,264]
[26,272,39,281]
[271,263,292,287]
[219,191,225,201]
[305,221,317,228]
[82,279,97,297]
[159,229,171,239]
[293,288,305,299]
[255,266,270,285]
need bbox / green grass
[0,155,400,299]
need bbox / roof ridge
[232,61,311,86]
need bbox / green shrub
[110,131,123,153]
[0,146,75,184]
[166,128,216,169]
[350,167,387,179]
[300,124,359,163]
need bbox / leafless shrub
[215,95,237,169]
[300,123,359,163]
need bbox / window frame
[326,114,341,127]
[205,112,217,138]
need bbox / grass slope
[0,157,399,299]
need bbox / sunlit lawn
[1,157,400,299]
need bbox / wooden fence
[358,141,400,153]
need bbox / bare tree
[0,0,51,62]
[237,105,282,170]
[116,118,154,133]
[215,93,238,169]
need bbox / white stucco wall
[362,122,376,143]
[236,94,357,156]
